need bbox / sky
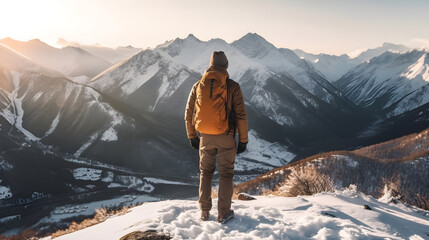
[1,0,429,55]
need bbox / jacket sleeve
[184,84,198,139]
[232,84,248,143]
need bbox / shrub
[276,166,334,197]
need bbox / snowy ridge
[401,53,429,82]
[232,33,335,100]
[295,42,411,83]
[387,84,429,117]
[0,43,130,147]
[336,50,429,115]
[157,34,271,83]
[46,190,429,240]
[352,42,411,62]
[88,33,357,128]
[0,71,40,140]
[151,67,190,111]
[294,51,360,82]
[90,50,161,95]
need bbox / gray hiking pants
[199,132,236,214]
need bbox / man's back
[184,51,248,223]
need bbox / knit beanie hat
[210,51,228,69]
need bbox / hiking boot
[217,209,234,224]
[201,211,210,221]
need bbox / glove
[237,142,247,154]
[190,137,200,150]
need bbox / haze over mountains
[57,38,143,65]
[0,38,111,80]
[0,33,428,235]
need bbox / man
[185,51,248,223]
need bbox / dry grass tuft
[0,229,38,240]
[51,206,132,239]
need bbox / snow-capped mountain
[0,38,112,79]
[294,43,411,82]
[89,34,310,174]
[57,38,143,64]
[335,50,429,116]
[88,33,428,171]
[352,42,411,62]
[90,34,363,153]
[293,50,360,82]
[232,33,340,103]
[89,48,200,115]
[0,43,201,234]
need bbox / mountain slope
[0,38,112,78]
[293,50,360,82]
[0,44,201,234]
[235,128,429,210]
[294,42,411,82]
[335,50,429,116]
[232,33,340,103]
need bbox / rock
[323,212,336,218]
[238,193,256,201]
[364,204,372,210]
[120,230,171,240]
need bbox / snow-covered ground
[0,184,12,200]
[72,168,103,181]
[45,189,429,240]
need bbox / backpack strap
[210,79,214,99]
[225,78,236,138]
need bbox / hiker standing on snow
[185,51,248,223]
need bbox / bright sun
[0,0,65,43]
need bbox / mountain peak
[120,45,135,49]
[239,33,271,45]
[232,33,277,58]
[28,38,43,43]
[382,42,403,48]
[62,45,90,55]
[27,38,51,47]
[353,42,411,61]
[1,37,14,42]
[185,33,199,41]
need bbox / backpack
[194,68,229,135]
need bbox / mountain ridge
[0,37,112,78]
